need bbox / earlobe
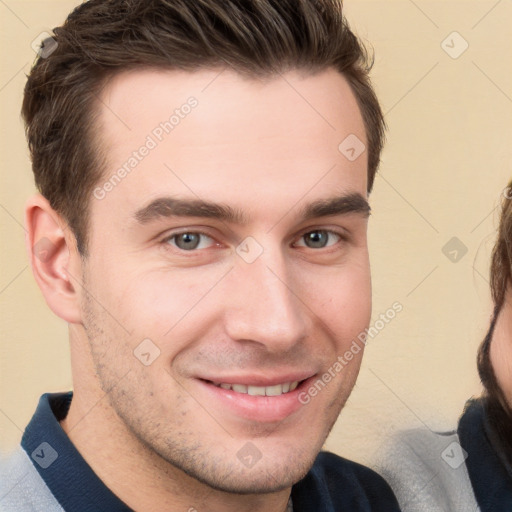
[25,194,82,324]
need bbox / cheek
[98,266,227,345]
[308,261,372,344]
[490,337,512,402]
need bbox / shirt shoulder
[292,450,401,512]
[374,427,479,512]
[0,446,64,512]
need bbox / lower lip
[196,378,315,423]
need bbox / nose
[221,250,308,353]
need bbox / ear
[25,193,83,324]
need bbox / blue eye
[297,230,342,249]
[165,232,215,251]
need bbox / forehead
[93,68,367,222]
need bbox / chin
[152,437,319,495]
[182,456,314,495]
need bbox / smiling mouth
[206,380,302,396]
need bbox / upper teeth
[215,381,299,396]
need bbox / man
[0,1,400,510]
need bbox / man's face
[79,68,371,492]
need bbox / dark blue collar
[458,398,512,511]
[21,392,323,512]
[21,392,133,511]
[22,392,398,512]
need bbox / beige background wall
[1,0,511,470]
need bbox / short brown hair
[22,0,385,255]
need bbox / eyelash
[159,228,349,254]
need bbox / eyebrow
[134,192,370,225]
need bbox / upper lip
[198,371,316,387]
